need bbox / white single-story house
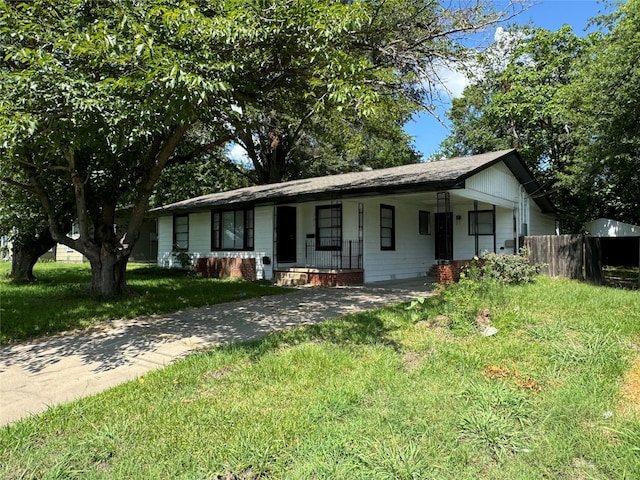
[150,149,557,284]
[584,218,640,237]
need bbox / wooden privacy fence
[522,235,585,279]
[521,235,640,287]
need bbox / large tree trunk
[88,251,130,296]
[9,227,56,281]
[11,248,39,282]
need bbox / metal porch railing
[304,239,363,270]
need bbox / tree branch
[168,134,233,166]
[124,124,189,251]
[0,177,33,191]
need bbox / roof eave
[148,180,465,215]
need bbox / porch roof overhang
[149,149,557,216]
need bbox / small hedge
[474,249,546,285]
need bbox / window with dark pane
[419,210,430,235]
[315,204,342,250]
[380,204,395,250]
[468,210,495,235]
[211,208,254,251]
[173,214,189,251]
[245,209,254,249]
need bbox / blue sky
[405,0,616,159]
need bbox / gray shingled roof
[150,149,556,214]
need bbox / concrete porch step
[274,271,308,286]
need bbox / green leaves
[440,1,640,228]
[1,0,521,293]
[439,25,589,226]
[560,0,640,225]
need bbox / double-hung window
[419,210,431,235]
[380,204,395,250]
[173,214,189,251]
[315,204,342,250]
[468,210,495,235]
[211,208,254,250]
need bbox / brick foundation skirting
[306,270,364,287]
[436,259,483,285]
[196,257,256,281]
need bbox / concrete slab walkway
[0,278,433,426]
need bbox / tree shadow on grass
[226,308,404,363]
[0,285,428,375]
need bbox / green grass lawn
[0,261,289,344]
[1,275,639,478]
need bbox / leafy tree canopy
[559,0,640,225]
[0,0,522,294]
[439,25,587,182]
[439,0,640,229]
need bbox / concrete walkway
[0,278,433,426]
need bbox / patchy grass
[0,262,289,344]
[1,276,638,478]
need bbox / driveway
[0,278,434,426]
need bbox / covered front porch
[273,236,364,286]
[269,184,524,285]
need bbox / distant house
[150,149,557,285]
[0,235,11,261]
[53,223,86,263]
[52,216,158,264]
[584,218,640,237]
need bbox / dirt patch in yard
[415,315,449,330]
[619,355,640,416]
[403,351,424,372]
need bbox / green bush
[409,250,543,334]
[173,251,193,269]
[479,248,545,285]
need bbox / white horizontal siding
[528,206,556,235]
[157,215,173,266]
[466,162,520,205]
[361,197,434,283]
[157,209,271,279]
[54,245,86,263]
[254,205,274,279]
[188,212,211,257]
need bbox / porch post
[474,200,479,257]
[493,204,497,253]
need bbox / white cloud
[437,65,472,99]
[434,27,528,99]
[488,27,528,71]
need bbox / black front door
[276,206,297,263]
[435,212,453,260]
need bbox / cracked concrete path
[0,278,433,426]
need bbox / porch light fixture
[455,215,462,225]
